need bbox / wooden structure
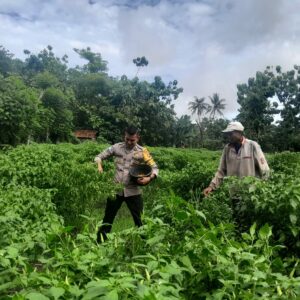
[74,130,97,141]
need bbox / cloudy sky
[1,0,300,119]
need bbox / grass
[112,203,134,232]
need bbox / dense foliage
[1,45,299,150]
[236,65,300,151]
[1,143,300,299]
[0,45,184,147]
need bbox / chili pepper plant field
[1,143,300,299]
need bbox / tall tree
[189,97,210,119]
[40,87,73,142]
[0,75,40,145]
[173,115,194,147]
[268,65,300,150]
[0,46,23,76]
[22,46,68,90]
[236,71,277,143]
[208,93,226,119]
[0,46,14,76]
[133,56,148,76]
[189,97,211,147]
[74,47,108,73]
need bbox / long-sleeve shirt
[95,143,159,197]
[209,138,270,190]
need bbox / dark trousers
[97,194,143,242]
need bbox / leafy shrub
[0,143,118,227]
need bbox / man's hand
[137,176,151,185]
[97,161,103,173]
[203,186,213,197]
[94,157,103,173]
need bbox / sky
[1,0,300,120]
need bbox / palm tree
[188,97,211,120]
[208,93,226,119]
[188,97,211,147]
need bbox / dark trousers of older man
[97,194,143,243]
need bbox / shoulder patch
[143,148,155,166]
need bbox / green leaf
[68,285,84,297]
[180,256,196,273]
[26,292,50,300]
[290,214,297,225]
[290,198,298,209]
[195,210,206,221]
[6,246,18,258]
[49,287,65,300]
[102,290,118,300]
[249,184,256,193]
[82,286,106,300]
[146,234,165,246]
[175,211,189,221]
[290,226,299,237]
[250,223,256,237]
[258,224,272,240]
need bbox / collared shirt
[95,143,159,197]
[209,138,270,190]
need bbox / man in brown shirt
[203,121,270,197]
[94,126,158,242]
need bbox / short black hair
[125,126,139,136]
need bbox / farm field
[1,142,300,299]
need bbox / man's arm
[253,142,270,179]
[94,145,115,173]
[203,148,227,196]
[137,148,158,185]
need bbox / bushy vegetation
[1,143,300,299]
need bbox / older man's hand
[203,186,213,197]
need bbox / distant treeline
[0,45,299,151]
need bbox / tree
[189,97,211,119]
[108,76,182,146]
[0,46,14,75]
[133,56,148,76]
[236,65,300,151]
[201,117,230,150]
[268,65,300,150]
[74,47,108,73]
[23,45,68,83]
[0,46,24,76]
[40,87,73,142]
[0,75,40,145]
[236,71,277,143]
[189,97,211,147]
[0,45,185,147]
[173,115,194,147]
[208,93,226,119]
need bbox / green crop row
[0,143,300,299]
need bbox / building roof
[74,130,97,139]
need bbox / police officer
[94,126,158,242]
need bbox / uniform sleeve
[94,145,115,163]
[142,148,159,177]
[209,148,227,190]
[253,142,270,179]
